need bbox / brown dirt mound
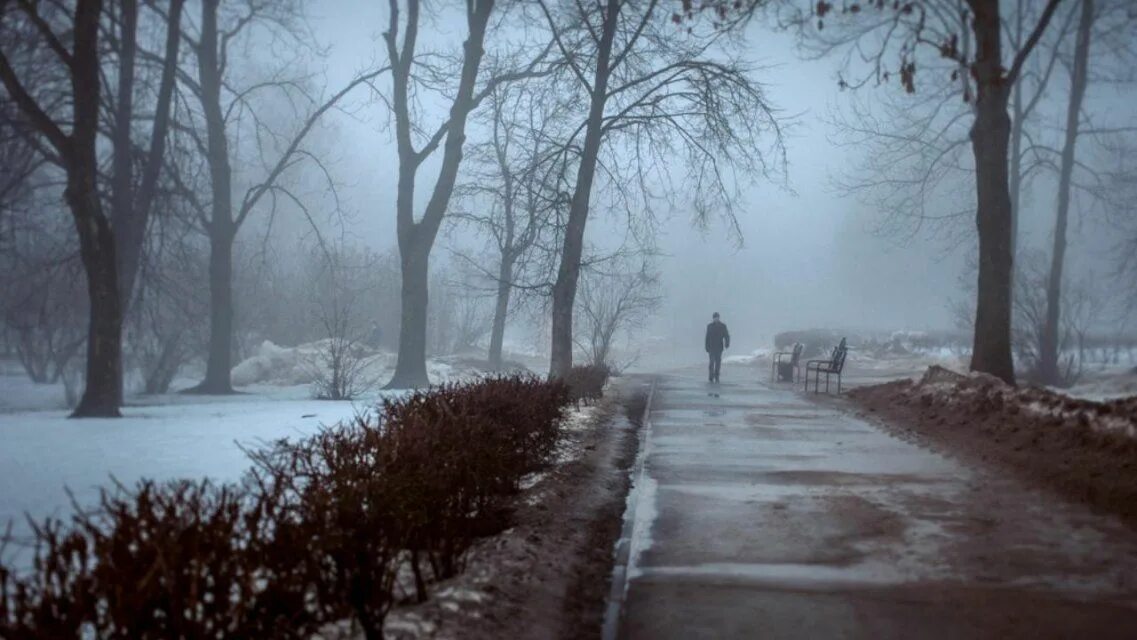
[849,369,1137,530]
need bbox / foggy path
[616,364,1137,639]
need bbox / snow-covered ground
[1062,365,1137,401]
[722,347,773,366]
[0,346,496,569]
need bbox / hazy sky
[250,1,1126,356]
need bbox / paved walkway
[618,365,1137,639]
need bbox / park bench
[771,343,803,383]
[804,337,848,394]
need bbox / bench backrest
[831,338,848,374]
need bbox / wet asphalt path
[617,364,1137,639]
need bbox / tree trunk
[384,0,494,388]
[386,243,431,388]
[0,0,121,415]
[967,0,1016,385]
[548,2,619,380]
[69,0,122,417]
[190,0,237,394]
[112,0,185,306]
[111,0,139,305]
[1009,72,1024,257]
[68,181,124,417]
[1039,0,1092,385]
[488,256,513,370]
[196,227,235,393]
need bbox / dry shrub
[248,425,400,640]
[564,364,610,405]
[0,479,322,639]
[0,519,94,639]
[378,375,570,596]
[1,375,578,638]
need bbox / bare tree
[166,0,387,394]
[1038,0,1095,384]
[302,245,380,400]
[537,0,785,378]
[0,227,86,386]
[105,0,187,308]
[1104,139,1137,317]
[448,283,495,355]
[773,0,1066,384]
[125,216,208,395]
[1037,0,1137,384]
[0,0,125,416]
[450,82,570,369]
[379,0,550,388]
[1012,249,1103,385]
[306,295,373,401]
[574,259,662,369]
[827,1,1079,251]
[0,96,43,250]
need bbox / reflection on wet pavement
[617,364,1137,640]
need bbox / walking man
[705,312,730,383]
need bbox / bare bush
[1013,250,1102,386]
[126,230,209,394]
[301,245,382,401]
[306,300,374,401]
[2,376,581,638]
[574,260,662,369]
[0,220,87,389]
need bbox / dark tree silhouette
[451,83,570,370]
[380,0,550,388]
[538,0,784,379]
[107,0,186,309]
[776,0,1064,384]
[0,0,122,416]
[166,0,386,394]
[1038,0,1094,384]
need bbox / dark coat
[705,320,730,353]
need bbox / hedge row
[565,363,610,405]
[0,374,587,640]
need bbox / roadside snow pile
[1065,368,1137,402]
[848,348,967,373]
[230,341,492,389]
[231,340,390,387]
[899,365,1137,439]
[0,372,70,412]
[850,366,1137,529]
[723,348,771,365]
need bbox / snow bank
[229,340,492,390]
[900,365,1137,440]
[230,339,395,387]
[0,373,71,413]
[1064,368,1137,402]
[723,348,772,365]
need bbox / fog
[276,8,971,352]
[296,3,1132,360]
[3,0,1136,410]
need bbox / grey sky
[251,1,1129,356]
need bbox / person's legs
[711,350,722,382]
[708,352,715,382]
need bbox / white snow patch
[382,611,437,637]
[723,348,772,365]
[625,471,658,583]
[562,405,598,432]
[229,341,491,391]
[519,471,548,492]
[1063,368,1137,402]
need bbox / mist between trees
[2,0,1135,416]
